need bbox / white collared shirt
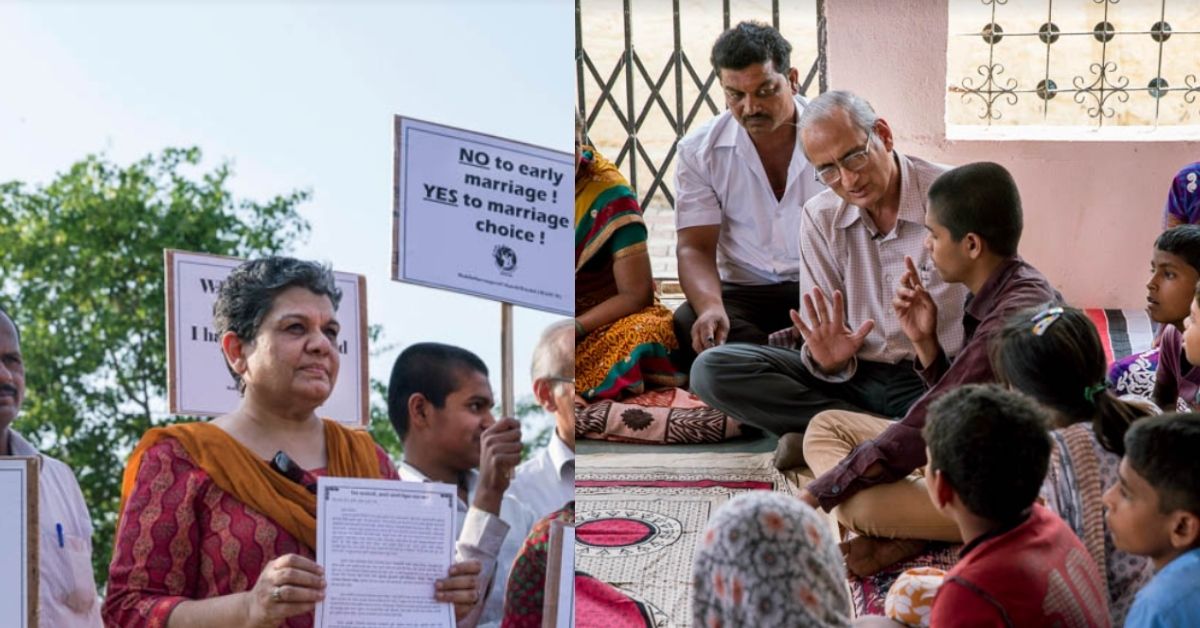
[399,460,535,628]
[674,94,826,285]
[7,429,102,628]
[510,430,574,520]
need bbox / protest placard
[165,250,369,425]
[0,457,38,628]
[392,116,573,317]
[543,521,575,628]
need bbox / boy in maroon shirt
[924,385,1110,627]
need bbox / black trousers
[671,281,799,370]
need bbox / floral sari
[575,146,683,400]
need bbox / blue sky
[0,1,572,422]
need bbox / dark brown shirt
[807,257,1059,510]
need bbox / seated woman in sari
[575,113,684,401]
[500,502,574,628]
[103,257,480,628]
[991,305,1155,626]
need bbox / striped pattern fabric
[1084,308,1155,363]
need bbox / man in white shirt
[510,321,574,519]
[0,305,102,628]
[387,342,536,628]
[690,91,968,462]
[672,21,825,369]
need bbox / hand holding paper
[437,560,482,622]
[245,554,326,627]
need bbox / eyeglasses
[814,129,875,186]
[545,376,575,388]
[1030,306,1065,336]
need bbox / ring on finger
[271,586,283,602]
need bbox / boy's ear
[1168,511,1200,550]
[929,469,956,510]
[408,393,432,432]
[964,233,984,260]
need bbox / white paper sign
[315,477,456,628]
[393,116,573,316]
[165,250,368,425]
[0,457,36,628]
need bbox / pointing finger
[904,256,925,291]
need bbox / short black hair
[924,384,1050,522]
[1124,413,1200,517]
[928,162,1023,257]
[710,21,792,74]
[1154,224,1200,275]
[386,342,488,440]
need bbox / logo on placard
[493,245,518,276]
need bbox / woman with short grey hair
[106,255,482,627]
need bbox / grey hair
[530,319,574,383]
[213,256,342,391]
[797,90,879,135]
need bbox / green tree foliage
[0,147,310,587]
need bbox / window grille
[576,0,826,209]
[948,0,1200,128]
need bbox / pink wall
[825,0,1200,308]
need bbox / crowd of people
[2,258,576,627]
[575,20,1200,628]
[7,14,1200,628]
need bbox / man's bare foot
[839,536,928,578]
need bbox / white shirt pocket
[40,527,98,614]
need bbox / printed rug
[575,452,800,627]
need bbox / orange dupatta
[118,419,383,550]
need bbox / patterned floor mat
[575,452,801,627]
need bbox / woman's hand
[245,554,326,627]
[437,559,483,623]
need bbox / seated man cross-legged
[691,90,968,450]
[799,162,1059,575]
[671,22,825,368]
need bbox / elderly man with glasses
[509,320,575,520]
[691,90,968,465]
